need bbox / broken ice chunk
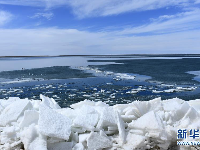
[162,98,184,112]
[97,107,117,129]
[188,99,200,112]
[75,105,96,115]
[0,104,4,114]
[116,111,126,144]
[148,97,162,111]
[95,101,109,107]
[124,107,139,116]
[66,132,77,144]
[20,124,39,150]
[38,105,72,140]
[56,108,76,120]
[121,115,137,123]
[78,133,90,148]
[47,137,65,144]
[20,110,39,129]
[122,100,160,120]
[123,133,145,149]
[73,114,99,130]
[47,142,73,150]
[129,111,163,131]
[100,130,108,137]
[87,132,112,150]
[40,94,61,109]
[131,101,151,117]
[0,99,32,126]
[71,127,86,134]
[31,100,41,111]
[79,133,90,144]
[0,97,20,108]
[0,126,18,145]
[73,143,85,150]
[28,135,47,150]
[70,100,95,109]
[178,107,199,128]
[173,102,190,121]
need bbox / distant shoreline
[1,54,200,58]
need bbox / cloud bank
[118,9,200,35]
[0,0,199,55]
[0,28,199,56]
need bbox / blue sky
[0,0,200,55]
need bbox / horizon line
[1,54,200,58]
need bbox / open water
[0,55,200,107]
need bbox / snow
[1,95,200,149]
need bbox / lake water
[0,55,200,107]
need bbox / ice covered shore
[0,95,200,150]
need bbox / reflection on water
[0,56,121,72]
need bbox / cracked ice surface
[0,95,200,150]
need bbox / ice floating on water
[1,95,200,149]
[153,86,197,93]
[0,78,44,84]
[115,73,136,80]
[78,66,137,81]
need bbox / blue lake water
[0,55,200,107]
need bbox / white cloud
[0,0,197,18]
[117,9,200,35]
[52,0,197,18]
[0,10,13,26]
[0,1,199,55]
[195,0,200,3]
[0,0,45,7]
[0,28,199,56]
[31,12,54,20]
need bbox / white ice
[0,95,200,150]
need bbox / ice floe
[153,86,197,93]
[0,95,200,149]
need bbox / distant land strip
[1,54,200,58]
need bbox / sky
[0,0,200,56]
